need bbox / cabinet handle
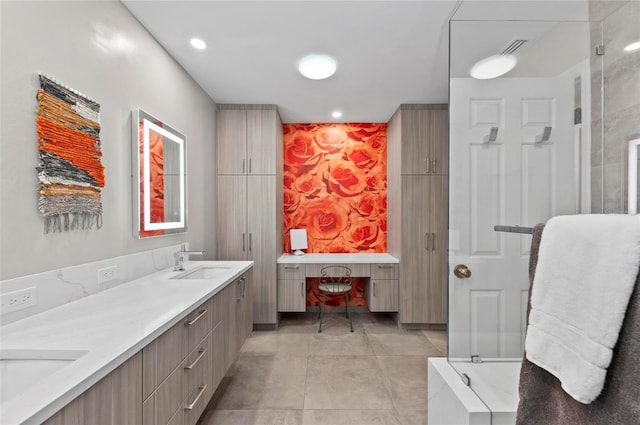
[184,384,208,410]
[301,281,304,297]
[185,309,208,326]
[242,233,246,252]
[377,265,393,269]
[425,232,430,250]
[236,280,242,302]
[284,265,299,270]
[249,158,252,174]
[432,233,436,251]
[373,281,376,297]
[249,233,252,251]
[242,159,246,174]
[432,159,437,174]
[425,157,431,174]
[241,276,246,299]
[184,348,208,370]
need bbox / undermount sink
[0,349,88,403]
[172,266,233,280]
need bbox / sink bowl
[0,349,88,403]
[172,266,233,280]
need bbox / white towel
[525,214,640,404]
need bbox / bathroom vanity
[0,261,253,425]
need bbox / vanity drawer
[143,320,188,400]
[370,263,399,280]
[305,263,370,278]
[184,298,213,353]
[277,263,305,279]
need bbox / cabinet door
[401,109,430,175]
[246,109,278,175]
[427,175,448,323]
[399,175,430,323]
[217,175,247,260]
[223,283,238,372]
[428,108,449,175]
[368,280,399,312]
[277,280,306,312]
[247,175,277,324]
[217,109,247,175]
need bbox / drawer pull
[377,265,393,269]
[184,348,208,370]
[184,384,208,410]
[185,309,207,326]
[284,265,299,270]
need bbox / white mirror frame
[132,109,187,237]
[629,138,639,215]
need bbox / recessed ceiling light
[332,111,342,119]
[298,54,337,80]
[470,54,517,79]
[624,40,640,52]
[190,38,207,50]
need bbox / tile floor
[198,312,447,425]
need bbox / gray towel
[516,223,640,424]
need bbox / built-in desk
[276,254,400,313]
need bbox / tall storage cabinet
[216,105,283,326]
[388,105,448,325]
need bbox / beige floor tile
[377,356,428,411]
[198,409,302,425]
[367,331,442,356]
[302,409,401,425]
[421,330,447,355]
[304,355,393,410]
[241,331,310,357]
[215,355,307,410]
[395,409,428,425]
[309,331,374,356]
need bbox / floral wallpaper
[283,123,388,254]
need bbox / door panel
[449,77,576,360]
[217,175,247,260]
[247,176,277,324]
[246,109,277,175]
[217,109,247,175]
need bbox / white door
[448,77,577,360]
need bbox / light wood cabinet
[400,106,449,175]
[388,105,449,325]
[367,280,399,312]
[43,352,142,425]
[277,279,306,312]
[217,105,282,326]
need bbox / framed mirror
[132,109,186,238]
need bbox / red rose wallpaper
[283,123,388,254]
[283,123,387,307]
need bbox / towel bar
[494,225,533,234]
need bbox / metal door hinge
[596,45,605,56]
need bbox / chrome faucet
[174,244,205,271]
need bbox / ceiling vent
[501,39,527,55]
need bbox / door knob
[454,264,472,279]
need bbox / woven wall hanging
[36,74,104,233]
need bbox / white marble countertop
[0,260,253,425]
[277,253,399,264]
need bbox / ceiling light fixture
[332,111,342,119]
[623,40,640,52]
[298,54,337,80]
[470,54,517,80]
[190,38,207,50]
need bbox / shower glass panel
[448,12,600,415]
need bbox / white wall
[0,0,217,280]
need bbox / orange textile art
[36,75,104,233]
[283,123,387,253]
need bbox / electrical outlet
[98,265,119,284]
[1,287,37,313]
